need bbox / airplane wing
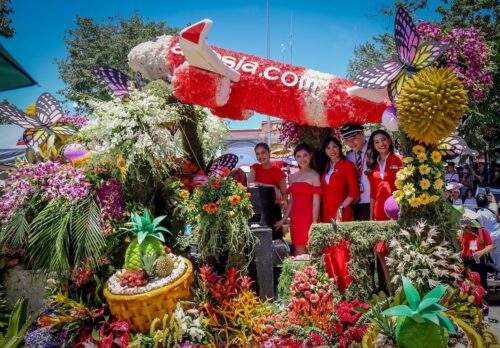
[179,19,240,82]
[346,86,388,103]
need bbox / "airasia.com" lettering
[171,43,317,91]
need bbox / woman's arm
[311,175,321,223]
[476,244,494,258]
[278,177,287,203]
[275,195,292,229]
[248,168,256,186]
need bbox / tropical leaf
[0,208,29,249]
[402,276,420,311]
[28,195,106,276]
[436,313,456,334]
[382,305,414,318]
[71,195,107,271]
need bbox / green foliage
[122,210,169,245]
[27,195,107,277]
[0,299,38,348]
[383,277,455,348]
[308,221,399,300]
[0,285,10,333]
[0,0,15,39]
[56,13,178,103]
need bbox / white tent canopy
[0,124,26,163]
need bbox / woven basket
[103,257,194,332]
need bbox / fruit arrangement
[118,270,148,288]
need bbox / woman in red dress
[366,129,402,293]
[320,137,360,222]
[248,143,287,239]
[366,130,402,221]
[276,143,321,256]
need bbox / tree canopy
[0,0,15,39]
[56,13,178,103]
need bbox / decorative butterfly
[353,7,450,103]
[206,153,239,178]
[437,133,478,160]
[92,66,144,100]
[0,93,75,148]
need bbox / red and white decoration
[129,20,388,127]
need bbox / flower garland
[417,21,494,102]
[393,145,445,209]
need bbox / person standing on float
[366,130,402,221]
[341,124,371,220]
[248,143,287,239]
[366,129,402,293]
[320,137,359,222]
[275,143,322,256]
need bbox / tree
[56,13,178,103]
[0,0,15,39]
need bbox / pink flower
[304,290,312,298]
[309,293,320,303]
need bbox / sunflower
[419,164,431,175]
[393,190,404,202]
[420,178,431,190]
[430,195,440,203]
[433,178,444,190]
[430,151,442,163]
[412,145,426,155]
[409,197,422,208]
[419,193,431,205]
[417,152,427,162]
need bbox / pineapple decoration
[123,210,169,271]
[383,277,456,348]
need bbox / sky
[0,0,441,129]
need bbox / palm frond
[29,201,71,275]
[71,195,107,271]
[0,208,29,249]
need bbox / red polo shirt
[462,228,493,257]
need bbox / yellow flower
[419,164,431,175]
[403,183,415,197]
[417,152,427,162]
[420,178,431,190]
[430,151,442,163]
[393,190,404,202]
[73,153,91,167]
[409,197,421,208]
[412,145,426,155]
[433,178,444,190]
[179,189,190,200]
[434,171,442,179]
[429,195,440,203]
[419,193,431,205]
[396,171,407,181]
[403,157,414,164]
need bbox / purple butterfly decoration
[92,66,144,100]
[0,93,75,148]
[353,7,450,103]
[207,153,239,178]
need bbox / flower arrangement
[78,89,185,186]
[196,265,272,346]
[190,172,257,271]
[385,221,463,292]
[332,299,370,348]
[279,120,303,145]
[393,145,445,209]
[417,22,494,102]
[0,160,107,276]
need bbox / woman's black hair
[254,142,270,153]
[477,193,489,208]
[320,136,345,174]
[366,129,394,170]
[465,188,474,198]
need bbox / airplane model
[128,19,389,128]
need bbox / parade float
[0,5,498,348]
